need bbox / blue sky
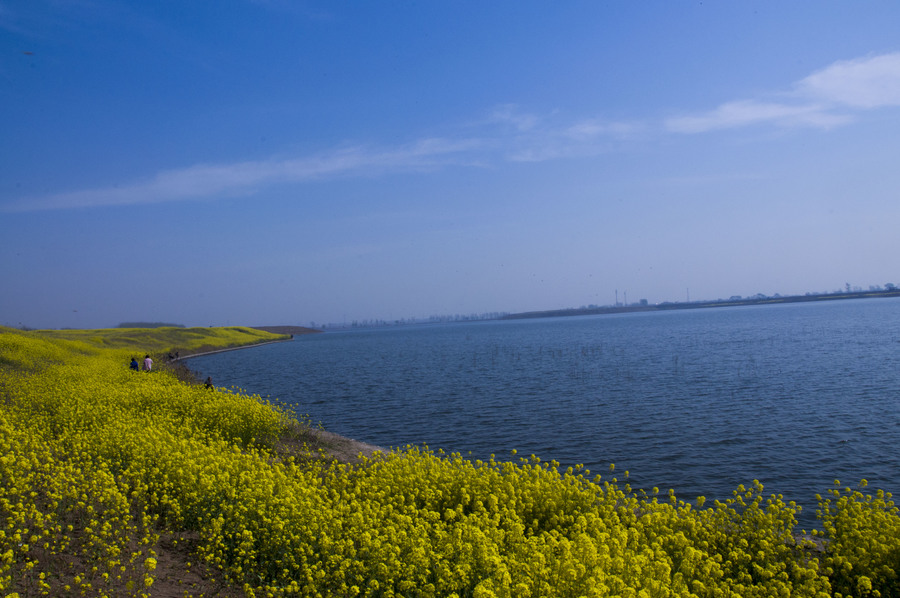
[3,1,900,329]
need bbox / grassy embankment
[1,325,899,598]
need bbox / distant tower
[615,289,619,306]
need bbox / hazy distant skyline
[3,2,900,329]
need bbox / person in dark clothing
[130,357,139,371]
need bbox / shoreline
[177,335,384,464]
[172,325,321,361]
[502,287,900,321]
[173,338,293,360]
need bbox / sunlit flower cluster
[815,479,900,597]
[1,325,898,597]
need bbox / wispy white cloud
[2,138,484,213]
[506,120,643,163]
[481,104,643,162]
[564,118,644,141]
[489,104,541,131]
[3,106,644,212]
[666,52,900,133]
[798,52,900,108]
[666,99,851,133]
[14,53,897,212]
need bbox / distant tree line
[116,322,185,329]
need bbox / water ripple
[190,299,900,527]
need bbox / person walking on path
[143,355,153,372]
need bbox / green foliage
[20,325,287,357]
[816,480,900,597]
[1,326,898,597]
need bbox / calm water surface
[190,298,900,526]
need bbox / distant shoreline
[252,326,322,336]
[502,288,900,321]
[322,288,900,332]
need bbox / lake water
[189,298,900,527]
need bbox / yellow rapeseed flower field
[1,326,898,597]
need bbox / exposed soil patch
[152,532,245,598]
